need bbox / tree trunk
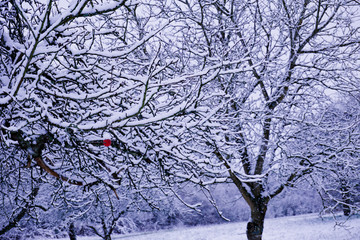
[342,203,351,216]
[340,181,352,216]
[68,222,76,240]
[102,218,111,240]
[246,200,268,240]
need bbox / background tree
[306,96,360,217]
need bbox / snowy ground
[43,213,360,240]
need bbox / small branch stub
[103,139,111,147]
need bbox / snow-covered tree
[0,0,218,236]
[306,97,360,217]
[154,1,360,239]
[1,1,360,240]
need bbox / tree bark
[68,222,76,240]
[340,182,352,216]
[246,199,268,240]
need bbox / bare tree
[306,97,360,217]
[1,1,360,240]
[156,1,360,239]
[0,0,216,236]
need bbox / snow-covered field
[45,214,360,240]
